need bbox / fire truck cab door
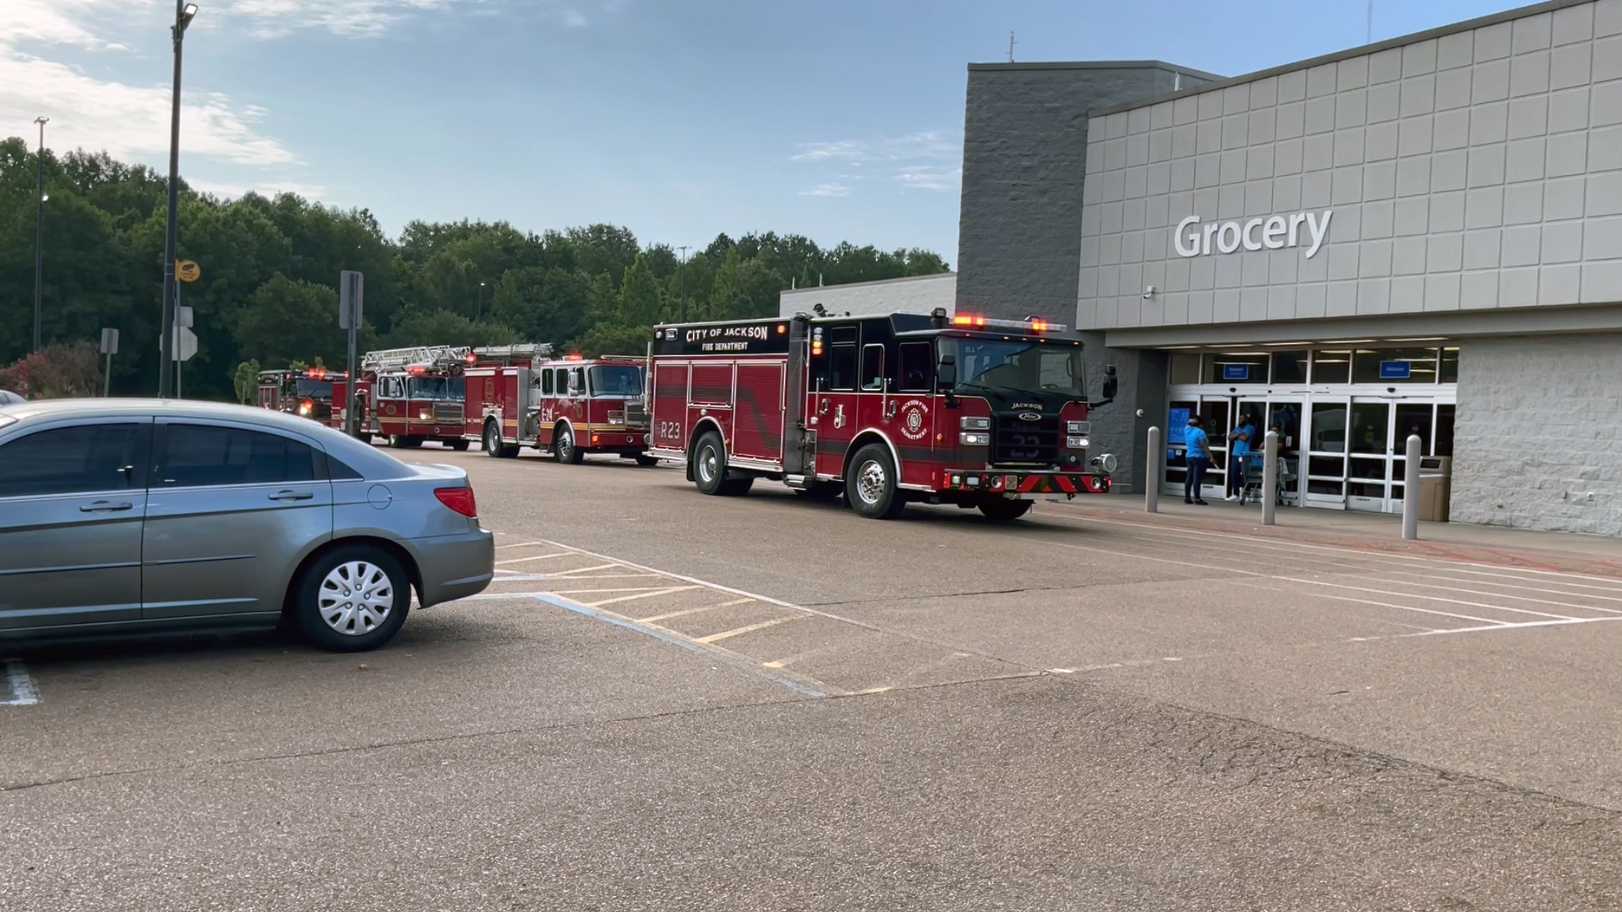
[811,326,861,479]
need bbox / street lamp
[478,280,488,319]
[158,1,199,397]
[32,116,48,353]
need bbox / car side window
[156,424,318,487]
[860,344,885,391]
[0,423,150,498]
[324,452,364,480]
[898,342,933,392]
[541,370,553,395]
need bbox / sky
[4,0,1530,264]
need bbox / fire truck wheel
[291,544,411,652]
[846,444,906,519]
[978,499,1034,522]
[692,432,728,494]
[554,425,584,464]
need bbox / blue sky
[5,0,1526,263]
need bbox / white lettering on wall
[1173,210,1333,259]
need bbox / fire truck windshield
[408,376,466,400]
[588,365,642,397]
[943,338,1086,399]
[294,378,334,398]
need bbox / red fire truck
[530,355,655,465]
[360,345,473,449]
[646,309,1118,520]
[460,343,550,458]
[256,367,346,424]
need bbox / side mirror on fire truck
[936,354,957,389]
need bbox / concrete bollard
[1145,426,1161,513]
[1261,430,1279,526]
[1402,433,1422,541]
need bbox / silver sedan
[0,398,493,651]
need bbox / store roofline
[1098,303,1622,348]
[967,60,1224,81]
[779,272,956,295]
[1087,0,1594,117]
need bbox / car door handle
[268,490,315,502]
[80,500,134,513]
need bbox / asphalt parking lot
[5,444,1622,911]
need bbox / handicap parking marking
[2,659,40,707]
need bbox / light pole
[158,1,199,398]
[32,116,48,352]
[478,280,487,320]
[676,245,689,321]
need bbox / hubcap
[559,430,572,457]
[699,445,718,483]
[485,427,496,451]
[855,459,887,505]
[318,561,394,636]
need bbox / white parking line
[639,598,756,623]
[545,563,622,578]
[494,552,573,566]
[583,586,701,608]
[695,616,802,644]
[494,541,548,550]
[3,659,40,706]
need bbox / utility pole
[32,116,48,352]
[478,280,487,319]
[159,1,199,397]
[676,245,690,322]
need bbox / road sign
[339,270,364,330]
[176,260,202,284]
[99,328,119,355]
[177,305,194,328]
[158,326,197,362]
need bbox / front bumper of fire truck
[584,427,650,450]
[936,465,1114,497]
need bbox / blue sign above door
[1221,364,1251,381]
[1379,360,1412,380]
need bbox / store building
[778,272,956,319]
[953,0,1622,536]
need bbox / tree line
[0,137,949,401]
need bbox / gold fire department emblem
[899,399,929,440]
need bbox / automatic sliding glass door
[1304,398,1348,508]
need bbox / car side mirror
[1102,364,1119,400]
[936,355,957,390]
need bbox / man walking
[1226,415,1254,502]
[1184,415,1210,505]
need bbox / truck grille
[993,414,1059,466]
[434,401,463,424]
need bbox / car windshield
[944,337,1085,399]
[408,376,465,400]
[295,378,334,398]
[589,366,642,396]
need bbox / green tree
[232,359,262,404]
[235,275,350,367]
[384,307,519,349]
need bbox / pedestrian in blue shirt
[1226,416,1254,502]
[1184,415,1210,505]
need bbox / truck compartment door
[732,361,785,462]
[651,363,691,452]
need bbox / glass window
[898,342,933,392]
[942,338,1085,398]
[1271,351,1308,384]
[157,424,318,487]
[828,345,857,391]
[860,345,885,391]
[1167,401,1196,449]
[1308,455,1346,478]
[1440,346,1459,383]
[541,370,553,395]
[589,365,642,396]
[295,378,334,398]
[1311,350,1352,384]
[1206,352,1267,384]
[1354,348,1439,384]
[1434,404,1456,457]
[568,368,585,395]
[1395,403,1433,455]
[1169,352,1201,385]
[0,423,149,498]
[1348,457,1387,480]
[1349,402,1389,454]
[1310,402,1348,452]
[325,454,363,480]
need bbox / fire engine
[360,345,473,449]
[256,367,346,424]
[531,355,654,465]
[646,309,1118,520]
[459,343,550,458]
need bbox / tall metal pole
[32,116,48,352]
[1145,426,1161,513]
[1401,433,1422,541]
[159,1,191,397]
[1261,430,1279,526]
[677,245,689,321]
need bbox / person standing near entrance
[1184,415,1210,505]
[1226,415,1254,502]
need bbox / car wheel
[846,443,905,519]
[978,499,1034,522]
[292,545,411,652]
[554,425,583,464]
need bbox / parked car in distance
[0,398,494,651]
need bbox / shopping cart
[1239,454,1298,506]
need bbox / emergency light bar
[950,314,1067,333]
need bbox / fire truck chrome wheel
[845,443,905,519]
[293,545,410,652]
[555,426,583,464]
[484,423,499,457]
[855,461,887,505]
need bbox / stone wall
[1451,332,1622,535]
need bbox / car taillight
[434,486,478,517]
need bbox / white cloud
[895,165,961,193]
[561,7,589,28]
[221,0,466,38]
[799,182,851,198]
[790,140,864,163]
[3,0,152,51]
